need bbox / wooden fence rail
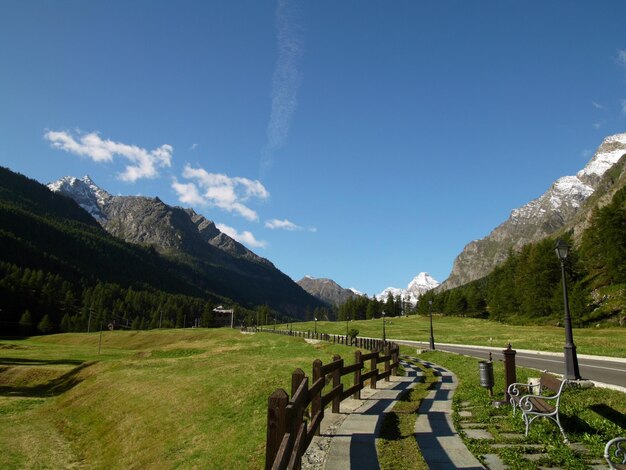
[261,340,399,470]
[245,326,391,352]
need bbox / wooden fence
[248,327,391,352]
[263,340,399,470]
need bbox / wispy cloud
[172,164,269,221]
[591,101,604,110]
[265,217,316,232]
[622,99,626,115]
[592,122,602,129]
[265,218,302,231]
[216,223,267,249]
[190,143,198,151]
[261,0,304,172]
[618,50,626,68]
[44,130,172,182]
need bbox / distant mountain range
[376,272,440,305]
[440,132,626,290]
[298,272,441,307]
[46,175,324,317]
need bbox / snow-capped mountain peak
[48,175,111,220]
[376,272,440,305]
[577,132,626,182]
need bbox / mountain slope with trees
[0,167,323,334]
[418,158,626,326]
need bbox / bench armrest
[507,382,530,397]
[605,437,626,468]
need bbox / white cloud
[216,223,267,249]
[44,130,172,182]
[172,164,269,221]
[265,218,317,232]
[190,143,198,151]
[622,99,626,115]
[591,101,604,110]
[618,50,626,68]
[265,218,302,231]
[171,179,205,206]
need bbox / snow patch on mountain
[577,132,626,180]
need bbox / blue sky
[1,1,625,296]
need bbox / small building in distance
[213,306,234,328]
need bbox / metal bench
[508,372,569,442]
[605,437,626,469]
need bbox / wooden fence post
[370,352,378,389]
[353,350,362,399]
[312,359,322,436]
[292,368,306,397]
[265,389,288,470]
[332,354,343,413]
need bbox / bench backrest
[540,373,563,393]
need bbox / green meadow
[1,317,624,469]
[288,314,626,357]
[0,329,356,469]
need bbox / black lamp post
[382,311,386,342]
[429,299,435,350]
[314,317,317,335]
[555,239,581,380]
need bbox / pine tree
[19,310,33,335]
[37,314,54,334]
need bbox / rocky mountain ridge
[48,175,321,316]
[48,176,272,267]
[296,276,358,306]
[441,132,626,290]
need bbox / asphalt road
[394,339,626,391]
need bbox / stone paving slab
[482,453,505,470]
[464,429,493,440]
[414,360,485,469]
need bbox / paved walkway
[414,359,484,469]
[302,356,484,470]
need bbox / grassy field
[0,329,357,469]
[286,315,626,357]
[1,326,624,469]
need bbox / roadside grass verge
[413,348,626,469]
[289,315,626,357]
[376,358,436,470]
[0,329,359,469]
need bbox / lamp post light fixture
[382,311,386,343]
[428,299,435,350]
[555,238,581,381]
[314,317,317,335]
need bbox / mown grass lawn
[0,329,357,469]
[290,315,626,357]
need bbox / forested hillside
[0,167,321,335]
[417,183,626,326]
